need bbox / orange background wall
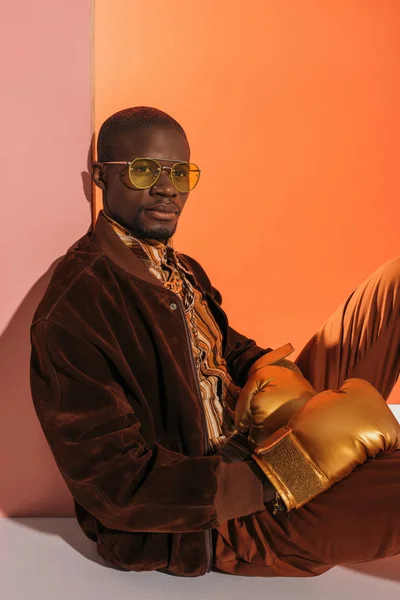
[94,0,399,402]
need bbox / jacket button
[170,303,177,310]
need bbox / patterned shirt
[103,212,242,453]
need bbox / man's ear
[92,161,106,190]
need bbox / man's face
[95,126,191,241]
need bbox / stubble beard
[131,208,178,241]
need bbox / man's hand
[252,378,400,511]
[235,343,316,446]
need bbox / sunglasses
[100,157,201,193]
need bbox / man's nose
[152,167,177,196]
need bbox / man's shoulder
[31,231,107,325]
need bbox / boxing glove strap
[252,426,329,511]
[248,343,295,378]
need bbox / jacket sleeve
[30,320,266,534]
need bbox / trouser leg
[214,450,400,577]
[214,257,400,577]
[295,256,400,398]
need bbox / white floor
[2,406,399,600]
[1,518,399,600]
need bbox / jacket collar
[92,210,194,286]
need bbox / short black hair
[97,106,188,162]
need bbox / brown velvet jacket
[30,211,272,576]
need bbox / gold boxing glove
[235,343,316,447]
[252,378,400,512]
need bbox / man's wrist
[216,435,277,506]
[249,459,276,503]
[214,460,265,523]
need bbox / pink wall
[0,1,92,517]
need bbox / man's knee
[367,257,400,314]
[373,256,400,290]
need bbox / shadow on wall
[0,259,76,517]
[0,142,93,518]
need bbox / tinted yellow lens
[171,162,200,192]
[128,158,160,188]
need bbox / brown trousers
[214,257,400,577]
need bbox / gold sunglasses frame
[99,156,201,192]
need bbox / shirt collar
[101,210,192,274]
[93,210,195,281]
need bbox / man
[30,106,400,578]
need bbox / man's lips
[146,204,179,214]
[144,205,179,221]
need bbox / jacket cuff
[214,460,265,524]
